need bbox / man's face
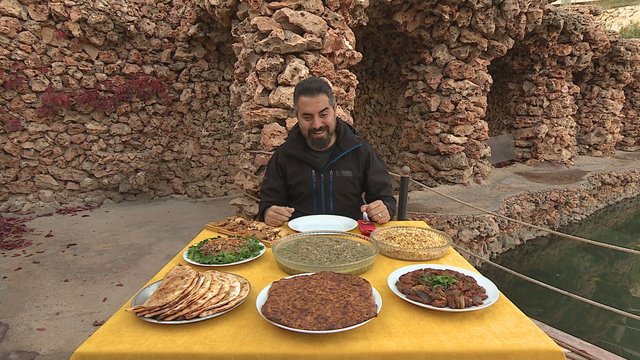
[296,94,337,151]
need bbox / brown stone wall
[486,61,513,138]
[486,6,610,165]
[620,82,640,151]
[574,35,637,156]
[618,39,640,151]
[412,168,640,261]
[200,0,369,216]
[3,0,640,215]
[598,4,640,32]
[352,27,417,171]
[1,1,238,213]
[351,0,547,185]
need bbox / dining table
[71,220,566,360]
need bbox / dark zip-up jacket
[258,118,396,221]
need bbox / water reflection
[479,196,640,359]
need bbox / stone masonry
[411,167,640,262]
[1,0,640,217]
[1,0,237,213]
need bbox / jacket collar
[281,117,362,163]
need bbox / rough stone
[268,86,295,109]
[0,0,27,20]
[255,29,323,54]
[0,0,638,217]
[0,16,21,37]
[251,16,282,33]
[27,4,48,21]
[267,0,324,14]
[3,139,22,156]
[277,56,309,85]
[272,8,328,36]
[34,174,60,189]
[260,122,287,151]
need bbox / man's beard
[306,125,335,151]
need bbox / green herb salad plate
[183,236,266,267]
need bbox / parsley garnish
[420,274,458,289]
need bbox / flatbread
[137,271,202,317]
[204,273,242,310]
[127,265,197,313]
[144,273,205,318]
[199,276,250,317]
[158,272,211,320]
[184,271,231,319]
[127,265,248,322]
[164,271,223,321]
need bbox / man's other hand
[265,205,295,227]
[360,200,390,224]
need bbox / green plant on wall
[619,22,640,38]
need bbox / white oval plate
[288,215,358,232]
[183,242,266,267]
[388,264,499,312]
[256,273,382,334]
[131,275,250,324]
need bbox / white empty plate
[288,215,357,232]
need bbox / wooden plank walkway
[533,319,627,360]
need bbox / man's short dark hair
[293,77,336,114]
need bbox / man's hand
[264,205,295,227]
[360,200,390,224]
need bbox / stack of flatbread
[206,216,292,246]
[127,265,250,321]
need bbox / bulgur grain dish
[370,226,451,260]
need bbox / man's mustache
[310,126,329,133]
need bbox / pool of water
[479,196,640,359]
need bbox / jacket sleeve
[258,150,289,221]
[362,144,397,219]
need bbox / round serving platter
[131,273,250,325]
[256,273,382,334]
[388,264,499,313]
[182,242,266,267]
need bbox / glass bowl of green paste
[272,232,379,275]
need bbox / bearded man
[258,77,396,227]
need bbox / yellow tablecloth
[71,221,565,360]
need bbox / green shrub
[619,22,640,38]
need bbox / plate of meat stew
[388,264,499,312]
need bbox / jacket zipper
[315,143,362,215]
[322,143,362,172]
[312,169,317,213]
[321,173,326,213]
[329,170,334,212]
